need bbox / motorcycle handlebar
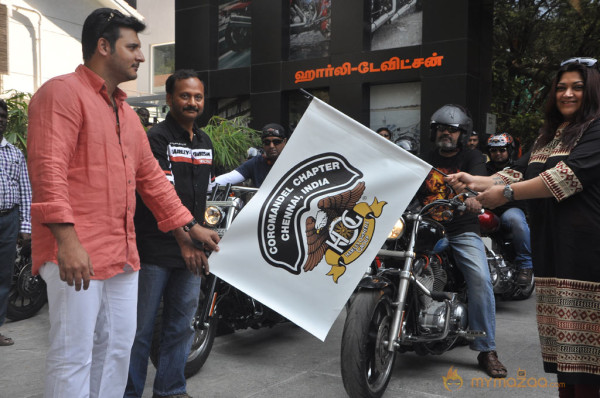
[419,194,469,216]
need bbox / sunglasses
[489,148,507,153]
[263,138,284,146]
[380,134,390,138]
[560,57,598,68]
[436,124,461,134]
[99,9,125,35]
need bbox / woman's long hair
[534,62,600,151]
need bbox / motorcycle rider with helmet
[214,123,287,188]
[485,133,533,286]
[417,104,507,378]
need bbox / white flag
[209,97,431,341]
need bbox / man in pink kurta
[27,8,219,398]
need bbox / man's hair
[82,8,145,61]
[165,69,204,95]
[376,127,391,134]
[136,107,149,117]
[0,99,7,113]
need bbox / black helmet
[429,104,473,145]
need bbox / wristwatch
[183,218,198,232]
[503,184,515,202]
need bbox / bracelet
[183,218,198,232]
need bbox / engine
[415,255,468,334]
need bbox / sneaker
[517,268,533,286]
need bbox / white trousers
[40,263,138,398]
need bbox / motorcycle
[341,194,484,398]
[479,210,535,300]
[150,184,287,378]
[7,239,47,321]
[370,0,414,33]
[219,0,331,53]
[220,1,252,53]
[290,0,331,39]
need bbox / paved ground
[0,292,558,398]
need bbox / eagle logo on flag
[304,181,386,283]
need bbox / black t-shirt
[236,155,272,188]
[135,113,214,268]
[418,148,486,235]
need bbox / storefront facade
[175,0,493,153]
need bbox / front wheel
[512,271,535,300]
[7,241,47,321]
[150,304,217,378]
[341,289,396,398]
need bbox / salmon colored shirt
[27,65,192,279]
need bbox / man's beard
[436,138,458,152]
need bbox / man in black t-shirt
[214,123,288,188]
[418,104,507,379]
[126,70,214,398]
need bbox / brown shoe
[477,350,507,378]
[0,333,14,346]
[517,268,533,286]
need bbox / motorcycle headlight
[386,218,405,240]
[204,206,223,228]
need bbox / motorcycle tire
[7,242,47,321]
[512,274,535,300]
[150,303,217,379]
[341,288,396,398]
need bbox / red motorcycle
[290,0,331,39]
[220,1,252,52]
[479,210,534,300]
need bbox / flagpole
[431,166,479,196]
[299,88,314,99]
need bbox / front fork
[194,273,218,331]
[386,215,420,352]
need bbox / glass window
[152,43,175,93]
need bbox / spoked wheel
[341,289,396,398]
[7,241,47,321]
[512,271,535,300]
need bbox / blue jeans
[448,232,496,352]
[0,208,19,327]
[500,208,532,270]
[125,264,201,397]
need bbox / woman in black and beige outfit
[445,57,600,398]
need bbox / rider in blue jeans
[419,104,507,379]
[126,70,214,398]
[484,133,533,286]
